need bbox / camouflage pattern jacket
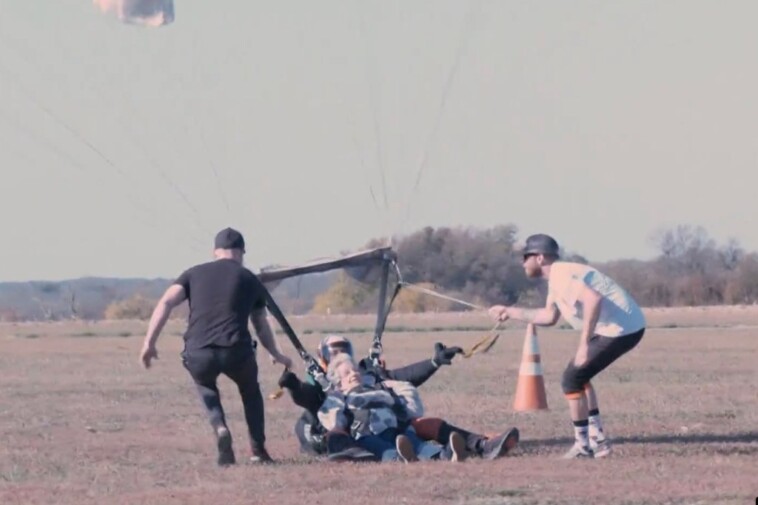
[318,380,424,439]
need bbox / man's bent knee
[561,365,588,396]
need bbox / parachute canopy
[93,0,174,27]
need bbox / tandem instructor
[139,227,293,466]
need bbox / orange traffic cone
[513,323,548,411]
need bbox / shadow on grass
[519,431,758,453]
[617,431,758,445]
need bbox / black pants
[182,343,265,450]
[561,328,645,395]
[295,409,480,456]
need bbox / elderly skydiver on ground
[278,335,520,462]
[319,352,467,463]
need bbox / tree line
[310,224,758,313]
[1,223,756,321]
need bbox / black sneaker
[249,447,274,464]
[480,427,520,460]
[327,446,379,463]
[216,427,235,466]
[326,431,355,454]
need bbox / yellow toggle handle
[463,322,502,358]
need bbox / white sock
[589,413,605,441]
[573,422,590,447]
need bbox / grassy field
[1,306,756,505]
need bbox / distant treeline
[1,224,756,321]
[402,223,758,308]
[310,223,758,314]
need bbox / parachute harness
[368,255,403,367]
[262,288,331,400]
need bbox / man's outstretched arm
[140,284,187,368]
[488,300,560,326]
[250,307,293,369]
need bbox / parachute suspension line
[347,117,382,218]
[0,64,123,180]
[107,101,212,236]
[354,134,383,217]
[400,1,482,236]
[0,35,210,248]
[6,32,211,237]
[155,162,210,230]
[398,281,485,311]
[0,106,207,253]
[0,106,94,177]
[367,184,381,216]
[357,4,391,235]
[370,259,497,361]
[337,37,384,235]
[392,265,501,357]
[0,35,113,184]
[71,19,213,235]
[203,136,233,219]
[171,51,233,221]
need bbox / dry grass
[1,307,757,505]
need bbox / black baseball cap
[214,227,246,252]
[523,233,560,257]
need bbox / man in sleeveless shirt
[139,227,294,466]
[489,234,645,459]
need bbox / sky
[0,0,757,282]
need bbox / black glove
[278,370,301,390]
[432,342,463,367]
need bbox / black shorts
[561,328,645,395]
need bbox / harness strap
[262,289,330,399]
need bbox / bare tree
[720,238,743,271]
[67,285,80,320]
[32,296,54,321]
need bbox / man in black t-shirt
[139,227,293,466]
